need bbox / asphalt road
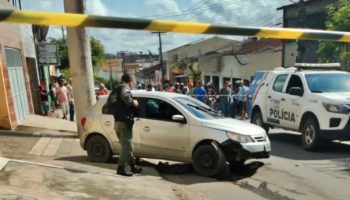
[0,129,350,200]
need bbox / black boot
[131,165,142,174]
[117,166,133,176]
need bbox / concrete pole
[158,32,164,84]
[64,0,95,135]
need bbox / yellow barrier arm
[0,9,350,42]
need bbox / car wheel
[86,135,112,163]
[301,118,321,151]
[192,144,226,177]
[251,110,269,133]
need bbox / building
[166,36,282,91]
[277,0,338,67]
[137,62,162,85]
[204,38,282,91]
[98,58,123,80]
[0,0,38,129]
[166,36,239,87]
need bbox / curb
[6,158,119,177]
[0,128,78,139]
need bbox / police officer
[114,73,142,176]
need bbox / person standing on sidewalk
[38,85,49,116]
[219,81,232,117]
[113,73,142,176]
[193,82,207,103]
[56,79,70,120]
[237,80,248,120]
[67,78,75,121]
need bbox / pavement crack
[234,181,296,200]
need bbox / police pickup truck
[250,63,350,150]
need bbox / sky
[21,0,293,54]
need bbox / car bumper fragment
[221,140,270,162]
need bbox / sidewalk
[0,156,205,200]
[0,114,78,138]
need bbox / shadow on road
[269,132,350,160]
[56,156,264,184]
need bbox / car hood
[201,118,266,136]
[313,92,350,104]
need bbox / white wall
[202,51,282,89]
[21,25,36,58]
[283,42,298,68]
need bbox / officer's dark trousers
[115,121,135,168]
[69,101,75,121]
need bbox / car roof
[93,91,190,111]
[131,90,187,99]
[98,90,188,100]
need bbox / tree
[49,38,69,69]
[173,56,201,83]
[90,37,105,72]
[49,37,105,73]
[318,0,350,68]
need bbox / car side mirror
[172,115,186,123]
[289,87,303,96]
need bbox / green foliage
[49,37,105,73]
[49,38,69,69]
[62,68,71,81]
[94,74,120,90]
[90,37,105,72]
[318,0,350,66]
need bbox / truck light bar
[295,63,341,71]
[294,63,341,67]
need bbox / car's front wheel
[251,110,269,133]
[192,144,226,177]
[86,135,112,163]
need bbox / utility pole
[296,0,306,63]
[61,26,65,41]
[120,51,126,72]
[109,62,113,89]
[64,0,95,135]
[153,32,165,83]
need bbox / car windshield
[173,97,223,119]
[306,73,350,93]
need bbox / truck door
[266,74,289,127]
[284,74,305,129]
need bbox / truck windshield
[306,73,350,93]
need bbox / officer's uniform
[113,83,136,171]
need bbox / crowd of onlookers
[134,79,251,120]
[38,77,74,121]
[39,77,250,121]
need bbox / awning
[170,65,184,74]
[175,74,188,78]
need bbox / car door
[100,99,141,153]
[266,74,290,127]
[139,97,189,160]
[284,74,305,129]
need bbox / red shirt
[96,88,109,95]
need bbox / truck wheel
[86,135,112,163]
[192,144,226,177]
[251,111,269,133]
[301,118,321,151]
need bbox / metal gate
[5,48,30,121]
